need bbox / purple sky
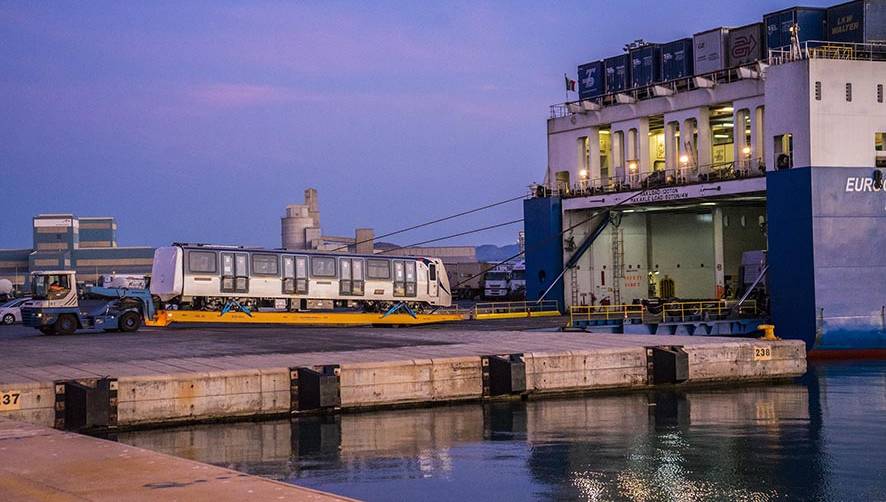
[0,0,830,249]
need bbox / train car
[150,243,451,311]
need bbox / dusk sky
[1,0,830,249]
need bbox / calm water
[119,361,886,501]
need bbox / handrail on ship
[531,159,766,200]
[474,300,559,317]
[569,300,759,326]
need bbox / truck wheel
[119,312,141,333]
[2,314,14,325]
[55,315,77,335]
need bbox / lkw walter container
[693,27,729,75]
[578,60,605,99]
[604,53,631,93]
[629,44,662,88]
[660,38,693,81]
[828,0,886,44]
[764,6,827,50]
[727,22,765,67]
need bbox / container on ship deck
[629,44,662,88]
[604,53,631,93]
[727,22,766,67]
[578,60,605,99]
[764,6,827,50]
[693,27,729,75]
[827,0,886,44]
[660,38,694,81]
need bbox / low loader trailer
[21,271,155,335]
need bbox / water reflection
[118,361,886,501]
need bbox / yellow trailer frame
[145,309,466,327]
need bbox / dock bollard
[646,346,689,385]
[290,365,341,412]
[757,324,778,341]
[482,354,526,397]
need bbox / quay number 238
[753,347,772,361]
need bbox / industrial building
[0,214,154,290]
[281,188,479,261]
[528,0,886,351]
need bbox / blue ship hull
[768,167,886,353]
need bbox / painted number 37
[0,392,21,410]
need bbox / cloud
[186,83,327,108]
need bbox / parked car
[0,297,32,325]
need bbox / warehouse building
[0,214,154,290]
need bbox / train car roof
[169,243,438,262]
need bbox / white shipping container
[693,27,729,75]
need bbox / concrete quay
[0,418,351,501]
[0,322,806,430]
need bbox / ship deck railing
[569,300,760,326]
[768,40,886,66]
[473,300,560,319]
[531,159,766,200]
[550,61,764,119]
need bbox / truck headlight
[36,313,43,318]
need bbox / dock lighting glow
[579,169,588,178]
[742,146,752,157]
[628,161,638,171]
[679,154,689,164]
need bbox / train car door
[282,255,309,294]
[221,252,249,294]
[393,261,405,297]
[427,262,439,297]
[338,258,365,296]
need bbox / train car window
[311,256,336,277]
[252,254,279,276]
[367,259,391,279]
[188,251,217,273]
[428,264,437,281]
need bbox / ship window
[878,84,884,103]
[252,254,278,276]
[188,251,217,273]
[814,81,821,101]
[774,134,793,170]
[875,133,886,152]
[311,256,336,277]
[846,83,852,102]
[367,259,391,279]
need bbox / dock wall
[1,339,805,430]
